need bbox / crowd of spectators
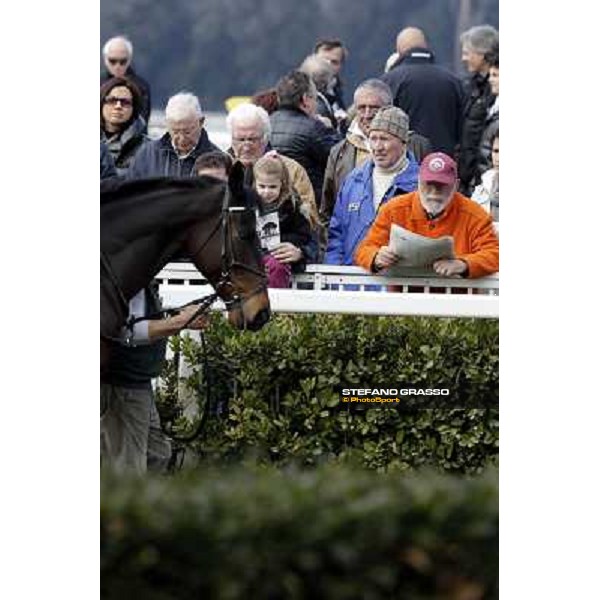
[100,27,500,473]
[101,27,499,277]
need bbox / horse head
[188,161,271,331]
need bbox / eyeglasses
[104,96,133,107]
[108,58,128,66]
[232,136,263,144]
[356,104,383,114]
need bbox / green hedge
[158,314,498,473]
[101,465,498,599]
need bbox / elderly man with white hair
[226,102,319,233]
[101,36,152,130]
[128,92,221,179]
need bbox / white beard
[420,195,450,216]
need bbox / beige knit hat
[369,106,409,141]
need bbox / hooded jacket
[325,155,419,265]
[101,115,148,176]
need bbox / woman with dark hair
[100,77,148,175]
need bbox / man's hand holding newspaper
[373,224,467,277]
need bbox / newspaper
[385,224,454,275]
[256,209,281,251]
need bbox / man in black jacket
[127,92,222,179]
[458,25,499,195]
[381,27,464,157]
[101,36,152,132]
[270,70,342,203]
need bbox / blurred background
[101,0,499,114]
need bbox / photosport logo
[336,385,498,410]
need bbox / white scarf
[372,154,409,210]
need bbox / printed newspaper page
[385,224,454,275]
[256,210,281,251]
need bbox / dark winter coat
[381,48,464,156]
[101,141,118,180]
[477,102,499,180]
[269,106,342,202]
[458,72,495,194]
[101,115,148,176]
[126,129,221,179]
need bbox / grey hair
[460,25,499,55]
[103,36,133,58]
[226,103,271,140]
[165,92,203,121]
[354,79,393,106]
[299,55,335,94]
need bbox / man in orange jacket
[354,152,498,278]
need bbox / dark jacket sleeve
[100,142,118,180]
[280,198,314,269]
[126,140,153,180]
[309,119,342,167]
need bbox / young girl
[252,154,312,288]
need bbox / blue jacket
[325,156,420,265]
[127,129,221,179]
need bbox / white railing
[156,262,499,319]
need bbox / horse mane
[101,176,225,253]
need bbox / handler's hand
[432,258,468,277]
[271,242,302,264]
[171,304,210,330]
[373,246,400,270]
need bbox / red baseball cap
[419,152,458,185]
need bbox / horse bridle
[105,184,269,339]
[214,185,268,312]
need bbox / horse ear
[228,160,246,205]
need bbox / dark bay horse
[101,163,271,365]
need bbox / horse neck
[106,179,225,301]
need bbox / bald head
[396,27,427,56]
[103,36,133,77]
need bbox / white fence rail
[156,263,499,319]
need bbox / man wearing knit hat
[325,106,419,265]
[354,152,499,278]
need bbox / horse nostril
[248,307,271,330]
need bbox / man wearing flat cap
[326,106,419,265]
[354,152,499,278]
